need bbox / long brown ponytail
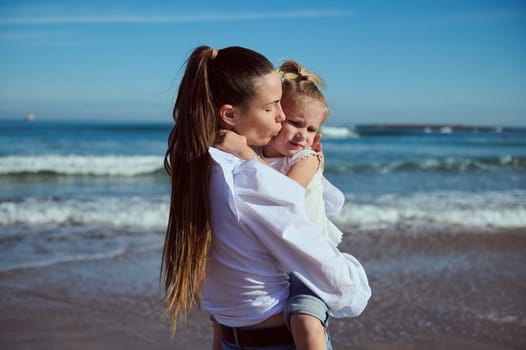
[162,46,274,332]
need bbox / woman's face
[232,71,286,146]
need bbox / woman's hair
[279,60,329,120]
[162,45,274,332]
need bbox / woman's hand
[215,130,257,160]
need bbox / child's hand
[215,129,247,154]
[312,133,325,171]
[215,130,256,160]
[312,133,323,153]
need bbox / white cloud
[0,10,351,25]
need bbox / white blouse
[202,147,371,327]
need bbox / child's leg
[285,274,330,350]
[290,313,327,350]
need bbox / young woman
[162,45,371,350]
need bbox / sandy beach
[1,228,525,350]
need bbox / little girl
[217,60,367,350]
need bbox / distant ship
[25,113,35,122]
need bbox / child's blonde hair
[279,60,329,121]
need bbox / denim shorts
[220,275,333,350]
[283,274,333,350]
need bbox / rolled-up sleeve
[233,157,371,318]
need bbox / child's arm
[286,154,321,188]
[215,130,256,159]
[287,133,323,188]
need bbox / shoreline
[1,229,525,349]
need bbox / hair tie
[297,74,311,82]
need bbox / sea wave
[333,190,526,231]
[1,191,524,272]
[2,154,523,178]
[464,139,526,147]
[0,155,164,176]
[0,248,128,272]
[1,191,525,231]
[325,155,526,174]
[0,196,169,229]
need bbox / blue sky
[1,0,525,126]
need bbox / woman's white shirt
[202,147,371,327]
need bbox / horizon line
[0,117,524,129]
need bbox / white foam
[0,248,127,272]
[332,190,526,231]
[1,191,525,232]
[0,155,163,176]
[320,126,359,138]
[377,156,522,173]
[476,312,525,326]
[0,196,169,229]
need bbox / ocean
[1,119,525,272]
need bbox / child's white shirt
[257,148,344,246]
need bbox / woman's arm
[230,157,371,317]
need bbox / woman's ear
[219,104,236,129]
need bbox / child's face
[268,95,326,157]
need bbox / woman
[162,45,371,349]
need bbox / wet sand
[1,228,525,349]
